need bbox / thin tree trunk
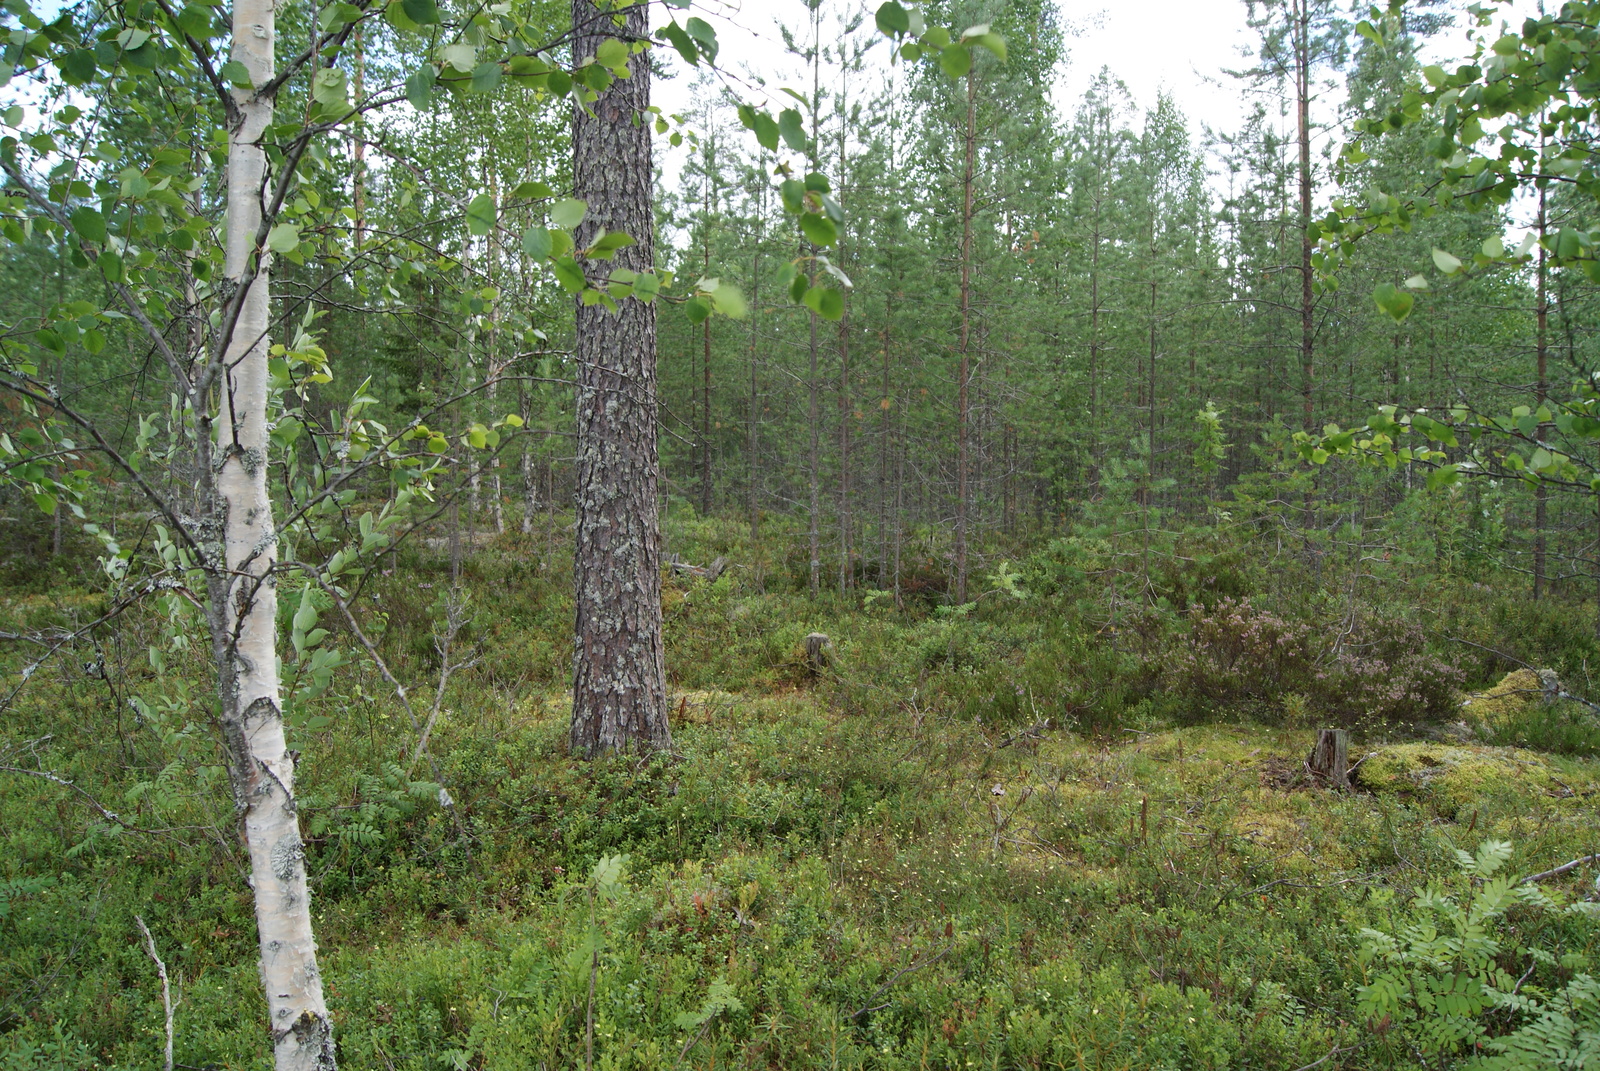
[1535,183,1549,600]
[700,153,714,517]
[954,69,976,604]
[1296,0,1314,434]
[212,0,335,1061]
[880,294,892,586]
[748,186,761,555]
[1144,278,1157,604]
[806,19,822,598]
[837,270,852,591]
[569,0,670,756]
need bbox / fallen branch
[668,554,728,581]
[1289,1043,1362,1071]
[850,942,952,1020]
[996,718,1051,749]
[134,915,177,1071]
[1519,853,1600,886]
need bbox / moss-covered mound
[1352,741,1561,815]
[1461,668,1544,726]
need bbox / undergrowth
[1,512,1598,1068]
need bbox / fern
[1353,839,1600,1070]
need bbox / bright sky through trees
[655,0,1545,193]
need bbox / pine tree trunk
[954,69,976,605]
[1296,0,1314,435]
[569,0,671,756]
[700,159,713,517]
[212,0,335,1063]
[806,21,822,598]
[1535,183,1549,601]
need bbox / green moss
[1353,742,1556,815]
[1461,668,1544,728]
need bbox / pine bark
[569,0,671,756]
[954,70,976,604]
[212,0,336,1063]
[1296,0,1315,435]
[1535,183,1549,600]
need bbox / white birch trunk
[213,0,336,1065]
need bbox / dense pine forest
[3,0,1600,1067]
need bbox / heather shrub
[1172,598,1322,710]
[1172,598,1462,724]
[1328,618,1463,724]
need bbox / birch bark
[208,0,337,1063]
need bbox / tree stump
[1307,728,1350,790]
[804,632,833,674]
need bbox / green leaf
[1403,274,1430,290]
[779,179,806,215]
[32,491,57,515]
[940,44,972,78]
[799,212,837,247]
[1431,247,1462,273]
[510,179,554,199]
[441,43,477,73]
[219,59,252,87]
[632,271,661,303]
[589,230,635,259]
[401,0,438,24]
[657,20,699,66]
[465,193,496,236]
[802,285,845,320]
[405,68,435,109]
[1373,282,1414,323]
[522,226,552,260]
[778,108,807,153]
[552,257,586,293]
[551,198,587,229]
[57,49,95,85]
[595,38,628,69]
[547,69,572,96]
[752,112,779,151]
[471,61,502,93]
[969,32,1005,61]
[684,18,718,64]
[710,282,746,318]
[684,296,712,324]
[875,1,910,36]
[1555,228,1585,260]
[507,54,550,85]
[312,67,348,106]
[267,222,300,254]
[69,206,106,244]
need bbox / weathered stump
[804,632,833,674]
[1307,728,1350,790]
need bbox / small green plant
[1355,839,1600,1069]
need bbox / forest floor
[3,520,1600,1069]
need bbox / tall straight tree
[569,0,672,755]
[1243,0,1346,433]
[216,0,335,1063]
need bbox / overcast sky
[652,0,1543,194]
